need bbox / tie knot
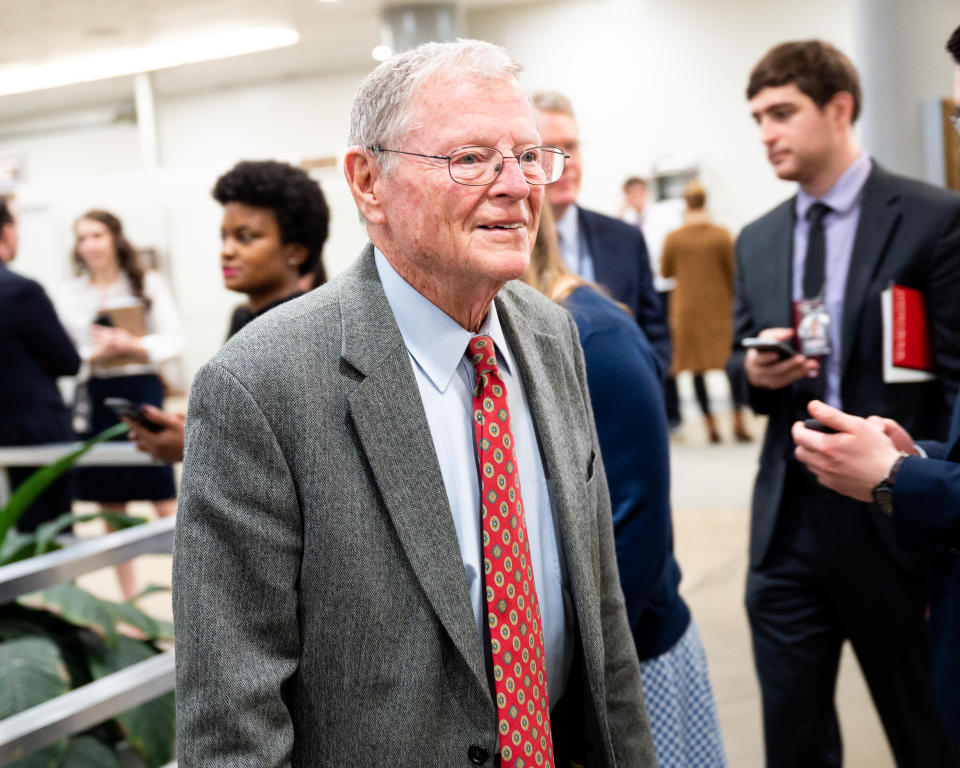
[806,201,831,225]
[467,335,498,377]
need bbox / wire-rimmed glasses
[369,144,570,186]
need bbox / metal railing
[0,441,159,507]
[0,517,176,765]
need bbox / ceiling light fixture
[372,45,393,62]
[0,26,300,97]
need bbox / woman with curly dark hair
[212,160,330,337]
[122,160,330,471]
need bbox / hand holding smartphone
[741,337,798,359]
[104,397,164,432]
[802,418,839,434]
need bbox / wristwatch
[871,451,910,516]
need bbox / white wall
[470,0,859,229]
[3,0,958,386]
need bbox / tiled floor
[73,395,897,767]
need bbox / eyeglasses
[951,110,960,138]
[368,144,570,186]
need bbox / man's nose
[491,157,530,197]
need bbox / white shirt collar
[374,247,515,393]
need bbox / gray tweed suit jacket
[173,245,654,767]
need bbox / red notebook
[882,285,935,382]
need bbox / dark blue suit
[0,263,80,529]
[578,207,671,377]
[893,400,960,743]
[563,285,689,660]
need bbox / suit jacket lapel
[840,164,901,376]
[769,202,796,328]
[340,246,490,701]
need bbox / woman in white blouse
[56,209,182,597]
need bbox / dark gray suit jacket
[730,163,960,567]
[173,246,654,767]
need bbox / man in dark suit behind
[730,40,960,767]
[174,40,654,767]
[532,92,670,378]
[789,25,960,755]
[0,197,80,531]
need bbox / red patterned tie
[467,335,555,768]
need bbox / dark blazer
[174,246,655,767]
[894,399,960,742]
[578,207,671,377]
[0,264,79,445]
[563,286,689,661]
[730,163,960,567]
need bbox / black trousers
[746,462,958,768]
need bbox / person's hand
[90,326,146,363]
[124,405,185,463]
[865,415,919,455]
[744,327,819,390]
[791,400,902,502]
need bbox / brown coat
[661,217,735,374]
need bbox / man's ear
[344,146,387,224]
[827,91,855,129]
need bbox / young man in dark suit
[731,40,960,767]
[0,198,80,530]
[532,91,671,378]
[791,25,960,755]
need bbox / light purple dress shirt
[792,152,872,408]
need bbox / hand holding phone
[802,418,839,434]
[104,397,164,432]
[741,337,797,359]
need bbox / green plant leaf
[0,604,96,689]
[37,584,117,647]
[100,600,161,641]
[1,529,36,566]
[4,742,67,768]
[29,511,146,558]
[85,635,175,768]
[0,636,69,718]
[129,584,171,602]
[60,735,121,768]
[0,423,129,550]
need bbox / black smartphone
[803,418,839,434]
[104,397,164,432]
[741,337,797,359]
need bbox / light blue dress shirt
[556,205,596,283]
[792,152,872,408]
[374,249,572,706]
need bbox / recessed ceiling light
[372,45,393,62]
[0,26,299,97]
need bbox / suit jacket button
[467,745,489,764]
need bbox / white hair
[348,38,524,173]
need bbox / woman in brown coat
[662,181,751,443]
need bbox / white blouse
[55,270,184,379]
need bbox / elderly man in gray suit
[173,39,654,768]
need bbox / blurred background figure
[621,175,684,431]
[0,196,81,532]
[532,91,672,379]
[125,160,330,464]
[662,181,751,444]
[525,205,727,768]
[55,209,183,597]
